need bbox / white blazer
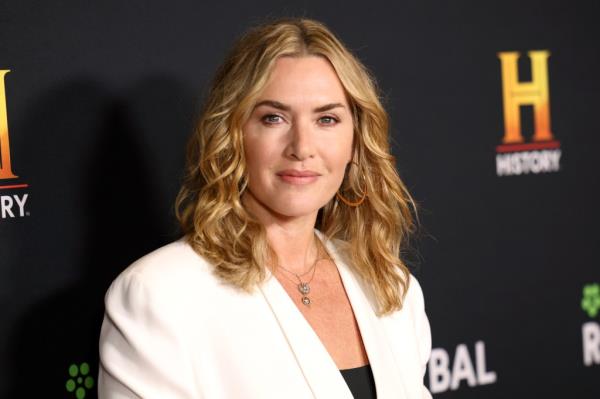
[98,229,432,398]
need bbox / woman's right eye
[262,114,283,124]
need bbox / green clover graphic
[581,283,600,318]
[65,362,94,399]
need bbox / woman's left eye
[319,116,339,125]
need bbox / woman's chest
[274,266,371,369]
[177,265,419,398]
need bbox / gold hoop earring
[336,162,367,207]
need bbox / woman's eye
[261,114,338,125]
[262,114,283,124]
[319,116,339,125]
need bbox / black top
[339,363,377,399]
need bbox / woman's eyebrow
[253,100,346,113]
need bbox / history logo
[0,69,29,219]
[495,50,561,177]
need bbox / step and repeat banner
[1,1,598,398]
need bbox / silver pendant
[302,296,311,305]
[298,282,310,295]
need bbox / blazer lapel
[258,229,412,399]
[321,231,410,399]
[259,263,354,398]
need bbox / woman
[98,17,432,399]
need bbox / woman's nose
[287,119,315,161]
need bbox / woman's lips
[276,170,320,184]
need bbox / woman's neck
[266,224,321,274]
[241,190,321,274]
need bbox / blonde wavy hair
[175,17,418,315]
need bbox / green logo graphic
[65,362,94,399]
[581,283,600,318]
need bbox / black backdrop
[1,1,599,397]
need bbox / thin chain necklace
[276,234,331,306]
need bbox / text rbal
[428,340,497,393]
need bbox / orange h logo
[497,51,553,144]
[0,70,18,179]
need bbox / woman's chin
[260,198,327,220]
[243,190,332,220]
[269,205,321,220]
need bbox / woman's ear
[347,136,356,165]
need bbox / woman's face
[241,55,354,220]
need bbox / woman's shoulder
[407,273,426,301]
[104,238,219,304]
[121,237,213,278]
[401,272,427,317]
[322,231,426,311]
[378,272,427,322]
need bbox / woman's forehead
[257,56,348,108]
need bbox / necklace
[276,234,331,306]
